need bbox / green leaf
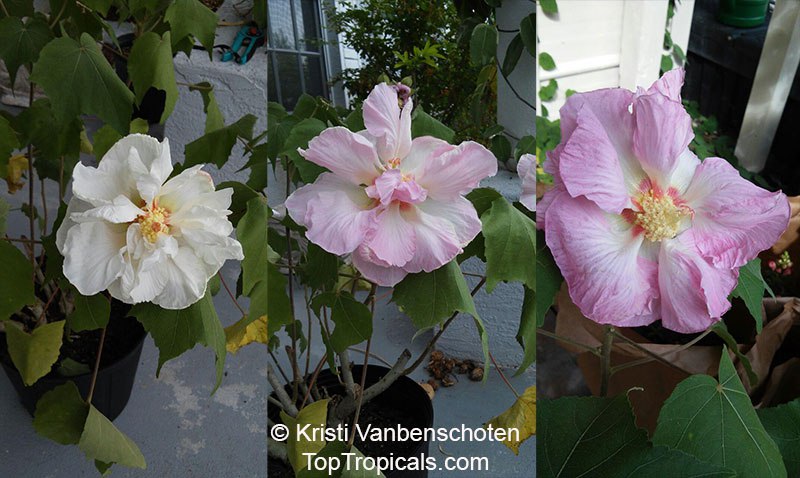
[57,357,91,377]
[312,292,372,352]
[31,33,134,134]
[502,33,524,77]
[281,399,331,472]
[539,79,558,102]
[661,54,674,73]
[490,134,511,162]
[481,197,536,291]
[131,291,227,390]
[164,0,217,56]
[302,244,339,291]
[33,381,89,445]
[5,320,64,386]
[540,393,736,478]
[539,0,558,14]
[758,399,800,476]
[539,52,556,71]
[673,44,686,62]
[731,258,768,332]
[218,180,259,227]
[267,262,293,336]
[467,187,503,217]
[0,0,33,17]
[79,405,146,469]
[127,31,177,123]
[12,99,81,181]
[0,115,19,177]
[410,108,455,142]
[91,124,122,160]
[469,23,497,67]
[515,285,535,375]
[0,16,52,85]
[514,135,535,161]
[393,260,477,330]
[184,114,257,169]
[536,232,561,327]
[281,118,327,183]
[67,292,110,332]
[190,82,225,133]
[652,348,786,478]
[0,241,35,320]
[711,322,757,385]
[519,14,536,56]
[237,196,269,295]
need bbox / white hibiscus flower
[56,134,244,309]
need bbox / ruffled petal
[657,237,738,333]
[415,196,481,245]
[158,165,225,214]
[537,184,566,230]
[417,141,497,200]
[152,247,209,309]
[61,221,127,296]
[682,157,790,268]
[400,136,454,176]
[362,83,412,161]
[517,153,536,212]
[299,126,382,185]
[351,244,408,287]
[559,88,635,155]
[365,203,416,267]
[631,93,693,182]
[558,105,632,213]
[401,206,463,273]
[56,197,92,254]
[286,175,376,255]
[545,194,659,327]
[71,195,142,224]
[641,68,685,102]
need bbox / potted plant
[263,80,536,476]
[0,0,271,473]
[536,69,800,476]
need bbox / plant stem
[269,350,291,384]
[490,352,520,398]
[0,1,10,17]
[599,326,614,396]
[347,285,377,447]
[537,328,602,356]
[86,327,107,404]
[402,277,486,376]
[35,285,60,327]
[611,330,693,375]
[300,353,327,409]
[339,349,357,398]
[27,82,35,280]
[285,168,300,398]
[609,327,714,375]
[267,362,299,417]
[218,272,246,316]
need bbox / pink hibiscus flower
[539,69,790,333]
[285,83,497,286]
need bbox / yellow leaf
[280,399,330,472]
[485,386,535,455]
[224,315,268,354]
[6,154,28,194]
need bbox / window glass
[268,0,295,49]
[276,53,303,110]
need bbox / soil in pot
[0,300,146,420]
[268,365,434,478]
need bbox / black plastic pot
[718,0,770,27]
[268,365,434,478]
[1,315,146,421]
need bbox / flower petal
[415,196,481,245]
[365,203,416,267]
[352,244,408,287]
[559,88,635,154]
[158,165,223,213]
[56,197,92,254]
[362,83,412,161]
[545,194,659,327]
[417,141,497,200]
[61,221,127,296]
[682,157,790,268]
[558,105,631,213]
[72,195,142,224]
[299,126,382,185]
[401,207,463,274]
[517,154,536,211]
[631,93,693,182]
[642,68,685,102]
[152,247,209,309]
[657,237,737,333]
[400,136,454,176]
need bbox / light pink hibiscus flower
[540,69,790,333]
[285,83,497,286]
[517,153,536,211]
